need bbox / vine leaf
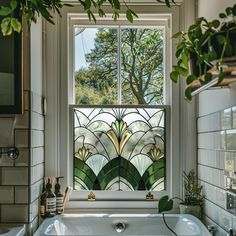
[158,195,173,213]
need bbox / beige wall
[198,0,235,21]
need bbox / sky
[74,28,97,71]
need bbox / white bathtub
[34,213,211,236]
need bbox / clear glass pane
[74,107,165,191]
[74,27,118,105]
[121,28,164,105]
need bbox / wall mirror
[0,4,22,114]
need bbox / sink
[0,225,25,236]
[0,228,9,234]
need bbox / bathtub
[34,213,211,236]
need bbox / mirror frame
[0,16,22,114]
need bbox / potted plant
[170,3,236,100]
[158,170,204,219]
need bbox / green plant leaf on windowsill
[158,195,173,213]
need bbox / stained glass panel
[74,107,165,191]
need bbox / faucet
[227,228,234,236]
[207,225,217,236]
[0,147,19,160]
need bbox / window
[71,16,170,194]
[74,107,166,191]
[74,26,164,105]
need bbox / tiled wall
[0,92,44,234]
[198,105,236,235]
[0,20,44,235]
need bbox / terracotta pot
[179,204,202,219]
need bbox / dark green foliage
[158,195,173,213]
[171,3,236,101]
[182,170,204,207]
[0,0,177,36]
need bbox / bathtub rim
[34,213,210,236]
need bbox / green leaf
[216,34,226,45]
[158,196,173,213]
[212,20,220,29]
[218,72,225,84]
[172,31,183,39]
[219,13,227,18]
[11,18,21,33]
[181,52,189,68]
[113,0,120,10]
[170,71,179,83]
[129,9,138,19]
[232,4,236,16]
[205,72,212,83]
[173,65,188,77]
[226,7,232,15]
[98,9,105,17]
[208,50,217,61]
[10,0,17,10]
[1,17,12,36]
[84,0,92,10]
[185,87,192,101]
[165,0,171,8]
[186,75,197,85]
[225,43,233,56]
[0,7,13,16]
[126,9,133,23]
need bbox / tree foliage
[75,27,164,105]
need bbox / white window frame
[67,15,171,204]
[44,4,188,209]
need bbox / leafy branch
[0,0,177,36]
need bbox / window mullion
[117,26,122,105]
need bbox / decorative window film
[74,107,166,191]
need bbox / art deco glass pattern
[74,107,165,191]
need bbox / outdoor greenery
[171,3,236,100]
[0,0,176,36]
[75,28,164,105]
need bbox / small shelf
[189,64,236,96]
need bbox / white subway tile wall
[15,186,29,204]
[1,205,28,223]
[1,167,28,185]
[0,91,45,235]
[198,105,236,234]
[0,186,14,203]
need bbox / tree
[75,27,164,105]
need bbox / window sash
[65,14,173,202]
[73,25,166,105]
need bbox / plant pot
[211,29,236,59]
[179,204,202,219]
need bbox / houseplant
[0,0,176,36]
[171,3,236,100]
[158,170,204,218]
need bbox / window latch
[146,192,154,200]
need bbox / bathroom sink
[0,225,25,236]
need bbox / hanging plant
[0,0,176,36]
[171,3,236,100]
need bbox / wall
[0,19,44,235]
[197,0,236,235]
